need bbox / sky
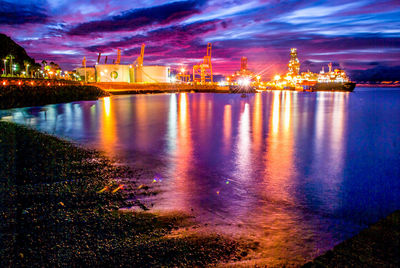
[1,0,400,79]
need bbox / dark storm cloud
[0,1,48,25]
[68,0,208,36]
[350,65,400,82]
[86,19,220,53]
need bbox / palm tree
[24,60,30,77]
[6,55,15,76]
[3,58,7,75]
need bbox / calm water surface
[2,88,400,264]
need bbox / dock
[92,82,231,94]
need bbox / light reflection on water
[2,90,400,265]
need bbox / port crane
[115,49,121,64]
[193,43,213,84]
[133,44,145,69]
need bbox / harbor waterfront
[1,88,399,265]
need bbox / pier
[93,82,231,94]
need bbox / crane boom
[193,42,213,84]
[136,43,145,67]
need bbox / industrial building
[76,65,170,83]
[95,64,170,83]
[76,44,171,83]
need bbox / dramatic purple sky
[1,0,400,79]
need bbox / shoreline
[304,210,400,267]
[1,91,400,266]
[0,121,252,266]
[0,84,109,109]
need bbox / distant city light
[238,77,250,86]
[218,80,227,86]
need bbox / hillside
[0,33,39,74]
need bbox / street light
[26,64,30,78]
[7,55,15,76]
[3,59,7,75]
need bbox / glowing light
[218,80,227,86]
[236,103,251,180]
[103,97,110,116]
[112,184,124,193]
[223,104,232,152]
[272,91,280,133]
[238,77,251,86]
[274,75,281,81]
[97,186,109,193]
[180,68,185,73]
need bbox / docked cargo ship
[269,48,356,92]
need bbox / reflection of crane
[193,43,213,84]
[134,44,145,68]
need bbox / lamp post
[8,55,15,76]
[26,64,30,78]
[3,59,7,75]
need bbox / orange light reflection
[223,104,232,153]
[100,97,117,153]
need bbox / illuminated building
[193,43,213,84]
[270,48,353,91]
[288,48,300,76]
[227,57,260,86]
[76,45,171,83]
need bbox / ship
[268,48,356,92]
[306,81,356,92]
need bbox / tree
[0,34,36,76]
[6,55,15,76]
[24,60,30,77]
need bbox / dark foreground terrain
[0,121,252,267]
[304,210,400,267]
[0,84,109,109]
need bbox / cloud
[68,0,208,36]
[350,65,400,82]
[0,1,48,25]
[86,19,221,52]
